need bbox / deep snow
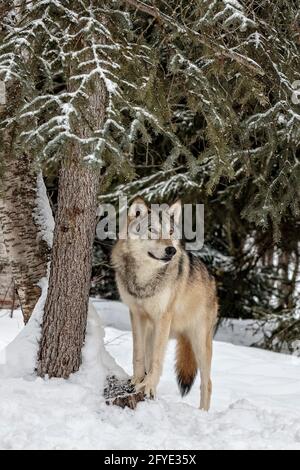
[0,301,300,450]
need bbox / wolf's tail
[175,335,197,397]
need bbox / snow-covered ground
[0,301,300,450]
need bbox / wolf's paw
[135,377,157,399]
[130,375,145,387]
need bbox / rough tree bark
[37,160,100,377]
[0,222,15,308]
[0,81,50,323]
[37,30,107,378]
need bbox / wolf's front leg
[130,310,147,386]
[136,311,172,398]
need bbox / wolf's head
[123,197,182,264]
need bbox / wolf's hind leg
[130,310,147,385]
[191,327,213,411]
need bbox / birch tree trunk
[0,80,51,323]
[0,223,15,308]
[37,31,107,378]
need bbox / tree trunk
[37,24,107,378]
[278,251,292,309]
[0,81,51,323]
[37,161,100,378]
[0,223,15,309]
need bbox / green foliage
[1,1,299,231]
[96,0,300,326]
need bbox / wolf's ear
[128,197,148,218]
[169,200,182,225]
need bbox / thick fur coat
[112,198,218,410]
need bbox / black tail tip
[177,374,196,397]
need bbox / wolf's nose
[165,246,177,257]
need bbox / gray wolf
[112,198,218,410]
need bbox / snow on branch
[0,0,196,171]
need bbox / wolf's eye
[136,210,141,217]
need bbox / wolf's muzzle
[148,247,177,263]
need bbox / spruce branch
[123,0,265,76]
[123,0,160,19]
